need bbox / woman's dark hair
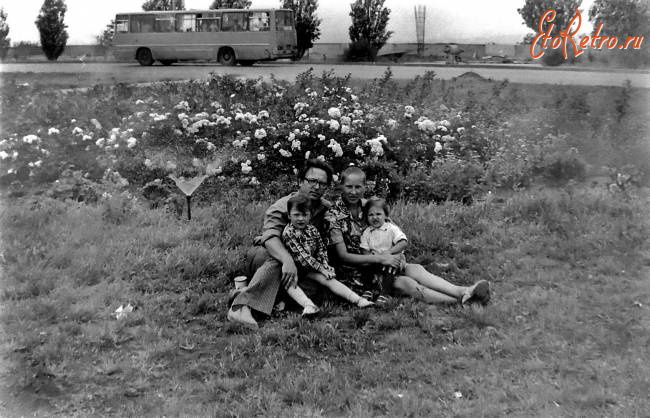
[340,165,366,183]
[363,196,389,219]
[298,159,334,185]
[287,193,312,214]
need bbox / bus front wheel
[136,48,154,66]
[238,60,256,66]
[218,48,236,66]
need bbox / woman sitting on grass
[325,166,491,306]
[281,193,374,316]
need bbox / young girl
[359,197,408,304]
[282,193,373,315]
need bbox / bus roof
[116,8,292,15]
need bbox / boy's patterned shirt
[282,223,331,273]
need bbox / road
[1,62,649,88]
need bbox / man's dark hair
[363,196,389,219]
[287,193,312,214]
[298,159,334,185]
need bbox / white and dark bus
[112,8,297,66]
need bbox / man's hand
[280,258,298,288]
[320,268,336,280]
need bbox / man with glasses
[227,159,334,329]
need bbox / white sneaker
[227,305,258,329]
[357,298,374,308]
[302,304,320,317]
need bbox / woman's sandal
[460,280,490,306]
[375,295,390,305]
[361,290,374,300]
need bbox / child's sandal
[375,295,390,305]
[361,290,374,300]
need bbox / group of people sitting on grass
[227,159,490,329]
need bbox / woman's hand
[379,254,402,269]
[280,258,298,288]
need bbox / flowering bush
[2,68,639,204]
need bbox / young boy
[282,193,373,315]
[360,197,408,304]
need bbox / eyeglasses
[304,177,329,188]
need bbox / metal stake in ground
[168,174,207,220]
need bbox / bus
[112,8,297,66]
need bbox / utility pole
[414,5,426,57]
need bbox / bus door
[273,10,297,57]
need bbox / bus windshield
[275,10,294,31]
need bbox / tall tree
[141,0,184,11]
[0,8,10,60]
[35,0,68,61]
[588,0,649,38]
[518,0,582,36]
[96,20,114,47]
[348,0,393,54]
[281,0,321,59]
[209,0,251,8]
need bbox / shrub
[343,39,377,62]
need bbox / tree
[141,0,184,11]
[281,0,321,59]
[96,20,114,47]
[588,0,649,39]
[35,0,68,61]
[518,0,582,36]
[209,0,251,8]
[348,0,393,60]
[0,8,10,60]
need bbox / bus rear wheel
[160,60,176,66]
[136,48,154,66]
[238,60,256,66]
[218,48,236,66]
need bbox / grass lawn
[1,185,648,417]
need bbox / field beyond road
[1,62,650,88]
[0,69,649,417]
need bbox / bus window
[176,14,197,32]
[131,15,155,33]
[155,14,175,32]
[222,12,248,32]
[249,12,269,32]
[115,15,129,33]
[198,13,221,32]
[275,10,294,31]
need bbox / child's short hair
[363,197,389,219]
[287,193,312,214]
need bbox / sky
[0,0,595,45]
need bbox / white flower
[291,139,301,151]
[33,160,42,168]
[144,158,153,168]
[22,134,40,144]
[355,146,365,156]
[317,155,326,161]
[327,139,343,157]
[404,105,415,114]
[273,142,281,149]
[0,151,8,160]
[340,125,350,134]
[438,126,448,133]
[457,127,465,135]
[351,94,358,101]
[386,119,397,129]
[48,127,60,135]
[166,161,177,171]
[192,158,201,167]
[241,160,252,174]
[304,151,311,159]
[206,163,222,176]
[332,174,339,182]
[91,119,102,130]
[440,119,451,128]
[257,153,266,161]
[11,150,18,160]
[279,149,292,158]
[258,110,269,119]
[135,99,145,105]
[317,134,326,141]
[328,107,341,119]
[340,116,351,126]
[210,101,221,108]
[365,137,385,156]
[126,137,137,148]
[288,132,296,141]
[82,134,92,141]
[174,100,190,111]
[249,177,260,185]
[177,113,188,120]
[206,142,216,151]
[254,129,267,139]
[434,141,443,153]
[95,138,106,147]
